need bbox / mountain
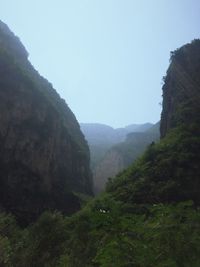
[93,122,160,193]
[124,122,154,132]
[81,122,153,145]
[81,122,153,169]
[0,20,93,225]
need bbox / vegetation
[107,124,200,204]
[0,198,200,266]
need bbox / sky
[0,0,200,128]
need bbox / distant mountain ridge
[93,122,160,193]
[80,122,153,169]
[81,122,153,145]
[81,122,158,193]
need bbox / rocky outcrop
[93,150,124,194]
[160,39,200,138]
[0,21,92,224]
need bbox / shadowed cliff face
[0,21,93,225]
[93,150,124,194]
[160,39,200,138]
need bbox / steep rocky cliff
[93,150,124,194]
[0,21,92,224]
[160,39,200,138]
[107,40,200,204]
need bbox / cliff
[160,39,200,138]
[93,150,124,194]
[107,40,200,204]
[0,21,92,224]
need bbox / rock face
[0,21,92,224]
[160,39,200,138]
[93,150,124,194]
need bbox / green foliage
[106,124,200,205]
[1,199,200,267]
[0,213,19,267]
[13,212,70,267]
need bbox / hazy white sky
[0,0,200,127]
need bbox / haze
[0,0,199,127]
